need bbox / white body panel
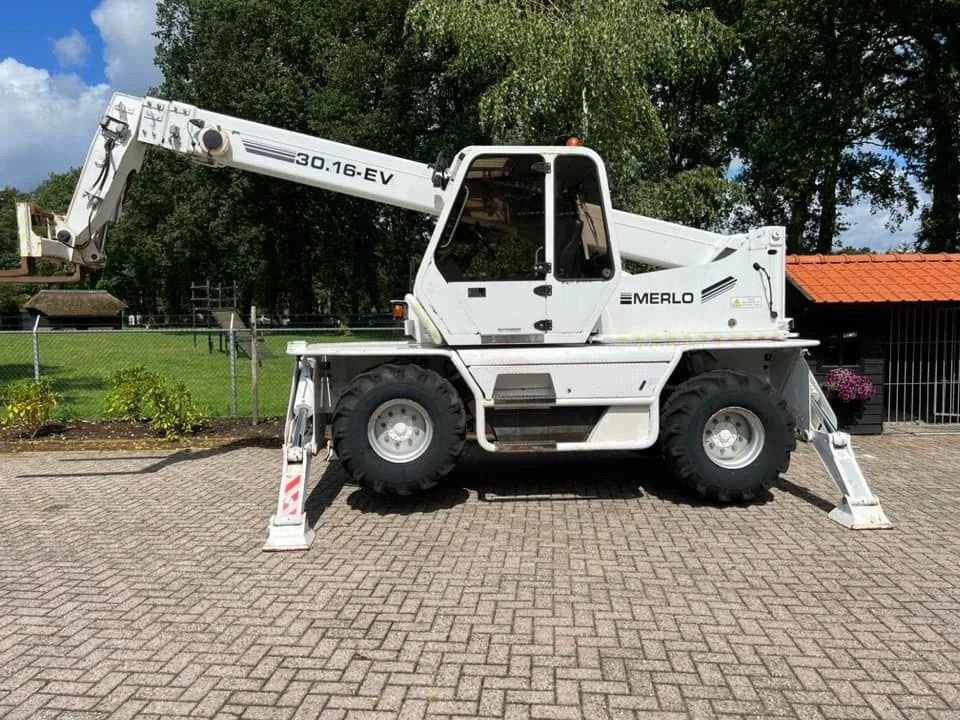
[288,338,815,362]
[586,407,651,443]
[417,259,548,343]
[596,228,788,341]
[412,146,790,346]
[467,363,667,401]
[456,344,678,364]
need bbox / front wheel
[332,364,466,495]
[660,370,796,503]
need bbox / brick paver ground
[1,435,959,719]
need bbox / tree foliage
[873,1,960,252]
[724,0,918,253]
[0,186,23,271]
[31,169,81,216]
[409,0,741,226]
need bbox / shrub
[823,368,875,403]
[0,379,62,432]
[145,379,204,438]
[105,365,162,421]
[105,365,204,438]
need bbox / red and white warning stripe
[280,474,304,517]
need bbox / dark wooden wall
[787,286,886,434]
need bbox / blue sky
[1,1,107,86]
[0,0,160,192]
[725,155,926,252]
[0,0,924,251]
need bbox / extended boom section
[14,93,441,274]
[15,96,148,273]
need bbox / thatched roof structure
[24,290,127,318]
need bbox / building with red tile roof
[786,253,960,434]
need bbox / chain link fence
[0,324,403,420]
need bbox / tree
[725,0,916,253]
[874,1,960,252]
[408,0,741,228]
[31,169,81,216]
[0,187,23,270]
[0,187,30,326]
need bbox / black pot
[833,400,866,430]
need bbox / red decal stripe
[285,475,302,494]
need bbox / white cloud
[91,0,161,93]
[0,0,160,191]
[53,29,90,68]
[0,59,111,191]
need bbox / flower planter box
[822,367,881,435]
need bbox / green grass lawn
[0,329,401,419]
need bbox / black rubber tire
[660,370,796,503]
[331,363,466,495]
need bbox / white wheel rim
[702,406,765,470]
[367,399,434,463]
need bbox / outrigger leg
[784,357,892,530]
[264,357,326,550]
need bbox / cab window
[434,154,545,282]
[553,156,613,281]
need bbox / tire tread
[331,363,465,495]
[661,370,795,503]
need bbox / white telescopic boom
[15,93,442,270]
[135,96,441,215]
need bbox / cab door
[421,153,549,344]
[546,153,618,341]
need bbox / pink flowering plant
[822,368,875,403]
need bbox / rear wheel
[660,370,795,503]
[332,363,466,495]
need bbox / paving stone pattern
[0,435,958,719]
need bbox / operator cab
[416,146,619,345]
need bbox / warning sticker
[730,296,763,309]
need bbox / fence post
[229,314,238,416]
[250,305,259,425]
[32,316,40,381]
